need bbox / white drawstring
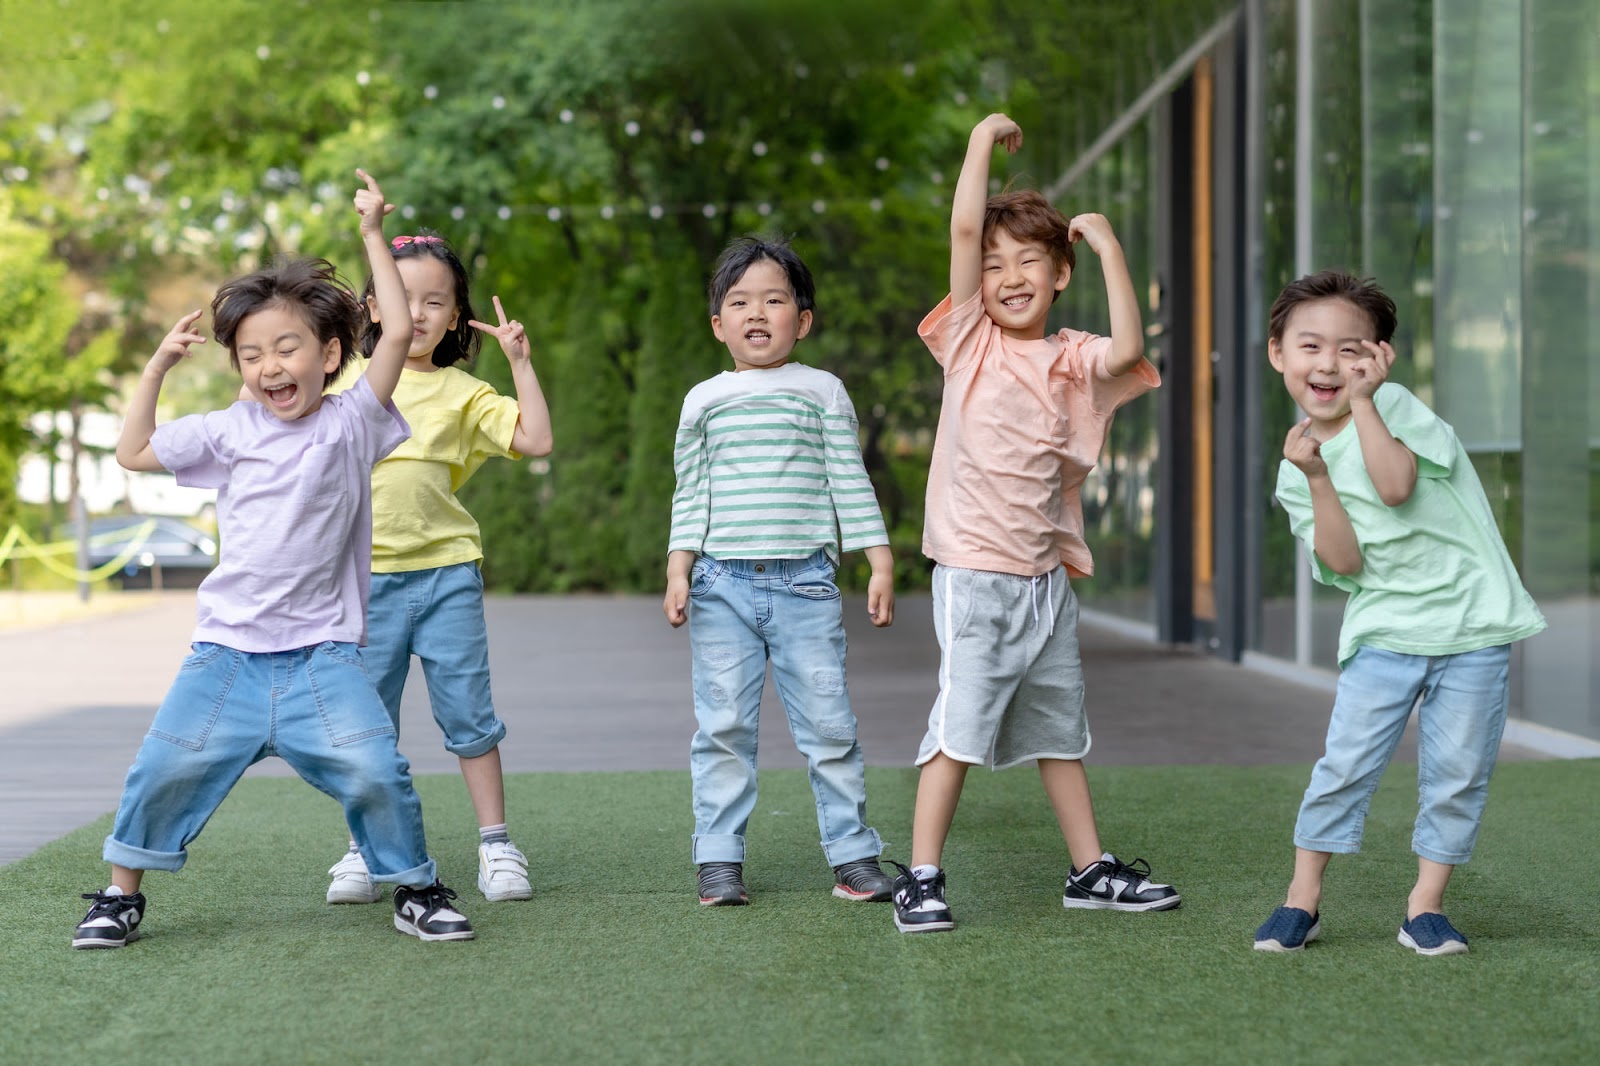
[1028,570,1055,636]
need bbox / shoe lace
[888,862,938,905]
[1112,857,1154,884]
[80,891,135,918]
[417,881,459,910]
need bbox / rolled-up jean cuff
[103,836,188,872]
[443,721,507,760]
[1413,842,1472,866]
[367,857,438,887]
[691,833,745,864]
[820,827,883,867]
[1291,833,1363,856]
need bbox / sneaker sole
[894,912,954,933]
[1063,893,1182,912]
[832,884,892,902]
[327,885,384,905]
[478,875,533,902]
[71,929,140,949]
[698,894,749,906]
[1398,929,1468,956]
[393,915,475,942]
[1254,920,1321,952]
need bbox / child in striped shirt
[663,236,896,908]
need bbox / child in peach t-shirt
[890,113,1176,934]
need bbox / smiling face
[234,304,343,420]
[1268,297,1379,438]
[369,255,460,371]
[710,258,813,372]
[979,228,1072,340]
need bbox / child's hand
[469,296,530,364]
[1347,339,1396,403]
[977,113,1023,154]
[1284,418,1329,478]
[353,168,396,236]
[149,310,207,373]
[867,572,895,628]
[663,575,689,628]
[1067,213,1119,257]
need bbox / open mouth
[265,383,299,408]
[1309,383,1339,403]
[1002,294,1032,310]
[744,329,772,346]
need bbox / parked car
[84,515,218,590]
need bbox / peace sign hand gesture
[469,295,530,364]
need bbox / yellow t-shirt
[329,362,521,572]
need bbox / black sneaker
[697,862,749,906]
[393,881,475,941]
[832,857,893,902]
[1063,854,1181,912]
[890,862,954,933]
[72,888,146,949]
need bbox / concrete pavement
[0,591,1536,866]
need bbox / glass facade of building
[1061,0,1599,741]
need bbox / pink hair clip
[391,235,444,249]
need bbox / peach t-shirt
[919,291,1160,578]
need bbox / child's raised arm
[951,114,1021,306]
[116,310,207,473]
[1067,213,1144,376]
[353,169,410,408]
[469,295,554,457]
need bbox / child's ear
[1054,262,1072,293]
[710,314,727,343]
[1267,337,1285,372]
[796,309,813,339]
[366,293,381,323]
[322,338,343,375]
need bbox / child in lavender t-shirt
[71,171,474,949]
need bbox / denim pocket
[149,644,237,750]
[309,642,395,746]
[688,558,723,597]
[788,565,840,601]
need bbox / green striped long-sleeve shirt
[669,363,888,560]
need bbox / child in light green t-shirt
[1252,270,1545,958]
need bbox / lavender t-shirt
[151,375,410,652]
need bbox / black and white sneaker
[890,862,954,933]
[1063,854,1181,912]
[697,862,749,906]
[72,887,146,949]
[393,881,475,941]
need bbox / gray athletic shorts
[914,563,1089,769]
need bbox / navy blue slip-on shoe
[1399,912,1468,956]
[1253,905,1321,952]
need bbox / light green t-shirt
[329,362,521,572]
[1274,382,1546,667]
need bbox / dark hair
[211,257,363,388]
[707,235,816,318]
[983,188,1076,303]
[360,230,480,367]
[1268,270,1397,344]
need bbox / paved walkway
[0,592,1539,865]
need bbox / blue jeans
[687,551,882,866]
[363,563,507,758]
[1294,644,1511,865]
[104,642,437,886]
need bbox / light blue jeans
[687,551,882,866]
[104,642,437,886]
[363,562,507,758]
[1294,644,1512,865]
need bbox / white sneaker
[326,849,383,904]
[477,840,533,901]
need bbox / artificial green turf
[4,761,1597,1065]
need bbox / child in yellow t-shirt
[322,231,553,905]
